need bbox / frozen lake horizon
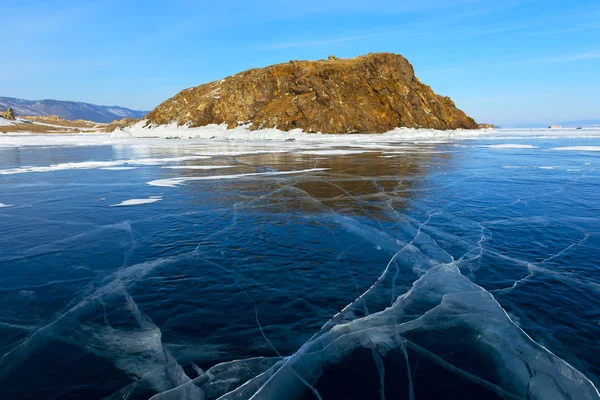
[1,128,599,399]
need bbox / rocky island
[146,53,478,133]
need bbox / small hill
[146,53,478,133]
[21,115,100,128]
[0,97,147,123]
[102,118,140,132]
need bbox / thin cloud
[532,23,600,36]
[524,50,600,64]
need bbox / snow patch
[550,146,600,152]
[0,156,212,175]
[0,117,14,126]
[148,168,329,187]
[110,196,162,207]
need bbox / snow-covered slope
[0,97,147,123]
[0,116,14,126]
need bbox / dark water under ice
[0,135,599,399]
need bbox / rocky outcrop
[102,118,140,132]
[1,108,15,120]
[146,53,478,133]
[477,123,496,129]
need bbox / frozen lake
[0,128,599,399]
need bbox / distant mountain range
[0,97,148,123]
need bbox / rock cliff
[146,53,478,133]
[0,108,15,120]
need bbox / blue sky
[1,0,599,126]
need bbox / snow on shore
[110,121,600,142]
[0,117,14,126]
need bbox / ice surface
[152,261,600,399]
[123,210,599,399]
[2,125,600,399]
[299,150,373,155]
[162,165,235,170]
[147,168,330,187]
[0,255,199,398]
[110,197,163,207]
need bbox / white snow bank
[0,117,14,126]
[484,144,538,149]
[113,121,492,142]
[0,160,124,174]
[112,121,600,143]
[111,196,162,207]
[2,126,600,152]
[148,168,329,187]
[0,156,212,175]
[550,146,600,152]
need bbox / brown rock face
[102,117,140,132]
[146,53,478,133]
[1,108,16,120]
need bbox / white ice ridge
[147,168,330,187]
[1,127,600,151]
[550,146,600,152]
[141,213,600,400]
[110,196,163,207]
[162,165,235,170]
[149,263,600,400]
[0,156,211,175]
[0,202,13,207]
[111,120,600,141]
